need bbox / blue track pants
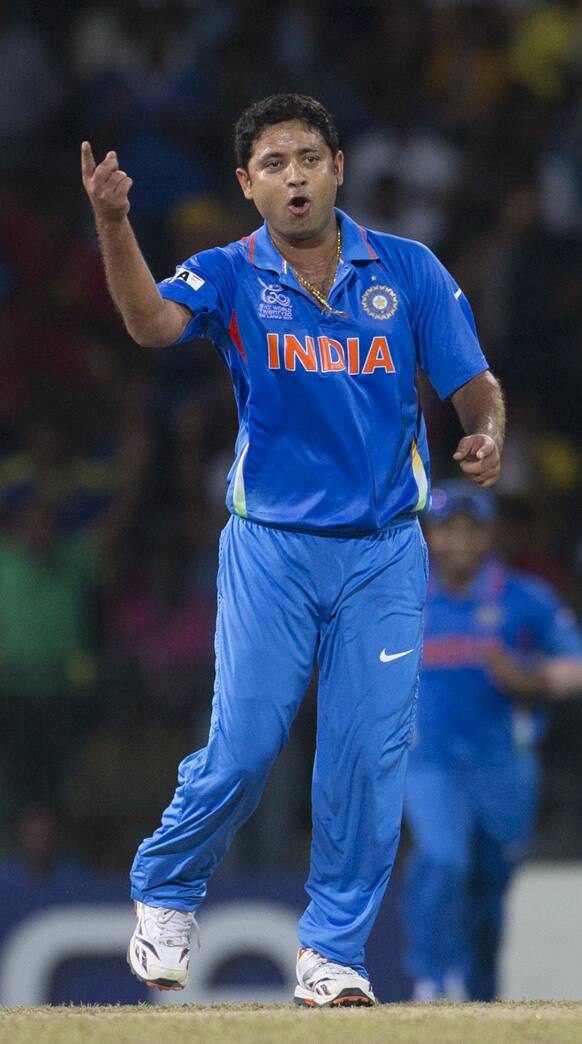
[131,515,428,974]
[404,753,539,998]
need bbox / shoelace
[149,908,196,948]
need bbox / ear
[334,150,345,188]
[236,167,253,201]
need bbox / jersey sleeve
[157,246,236,345]
[522,578,582,657]
[411,244,489,400]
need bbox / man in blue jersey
[404,481,582,1002]
[81,93,505,1006]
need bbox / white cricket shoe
[412,973,467,1003]
[127,901,196,990]
[412,977,442,1002]
[294,947,376,1007]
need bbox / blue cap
[427,480,497,523]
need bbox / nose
[285,161,307,187]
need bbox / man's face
[426,513,492,585]
[236,120,344,241]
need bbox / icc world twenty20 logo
[258,279,293,320]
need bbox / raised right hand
[81,141,133,223]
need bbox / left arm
[450,370,505,487]
[487,577,582,701]
[486,648,582,703]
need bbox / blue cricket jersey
[158,208,488,534]
[414,560,582,764]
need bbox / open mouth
[288,196,310,216]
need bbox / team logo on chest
[258,279,293,320]
[475,603,504,630]
[361,285,398,320]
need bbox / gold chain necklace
[289,227,343,314]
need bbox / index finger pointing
[81,141,96,179]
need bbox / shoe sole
[294,987,375,1008]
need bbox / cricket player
[81,93,504,1006]
[405,481,582,1002]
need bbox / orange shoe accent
[146,981,183,991]
[331,994,373,1006]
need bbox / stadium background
[0,0,581,1003]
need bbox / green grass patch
[1,1002,581,1044]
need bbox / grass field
[0,1003,581,1044]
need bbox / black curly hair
[234,94,340,169]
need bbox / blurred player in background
[404,480,582,1002]
[81,93,504,1007]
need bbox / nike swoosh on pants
[379,648,414,663]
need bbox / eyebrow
[259,146,321,161]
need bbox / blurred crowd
[1,0,582,871]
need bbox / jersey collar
[246,207,379,275]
